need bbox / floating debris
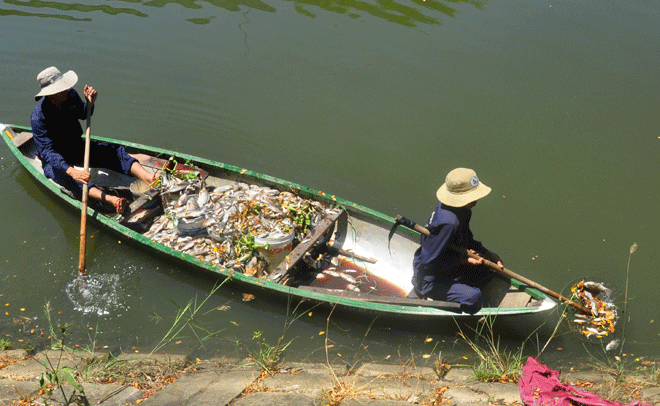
[570,280,618,339]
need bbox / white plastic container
[175,215,206,236]
[255,232,295,273]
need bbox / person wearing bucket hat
[30,67,158,213]
[411,168,504,314]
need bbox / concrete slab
[342,399,419,406]
[641,387,660,405]
[0,355,80,381]
[471,382,521,404]
[31,382,143,406]
[356,363,438,380]
[0,380,39,404]
[261,369,337,398]
[563,371,614,384]
[232,391,316,406]
[351,375,439,401]
[443,368,477,383]
[444,386,490,404]
[139,366,260,406]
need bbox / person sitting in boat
[30,66,157,213]
[411,168,504,314]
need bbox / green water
[0,0,659,367]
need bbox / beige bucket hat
[34,66,78,101]
[436,168,491,207]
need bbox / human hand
[67,167,91,184]
[83,85,98,104]
[467,256,484,266]
[466,249,484,266]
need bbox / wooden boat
[1,124,557,336]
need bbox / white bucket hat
[34,66,78,101]
[436,168,491,207]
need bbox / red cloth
[519,357,650,406]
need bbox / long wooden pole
[78,99,92,275]
[394,215,592,315]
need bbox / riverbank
[1,349,658,406]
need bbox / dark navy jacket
[412,203,495,297]
[30,88,93,180]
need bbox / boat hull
[1,124,558,336]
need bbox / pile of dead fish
[569,280,618,339]
[142,177,340,276]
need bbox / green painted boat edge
[2,124,551,317]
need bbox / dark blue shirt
[30,88,93,178]
[412,203,492,295]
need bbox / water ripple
[65,273,130,316]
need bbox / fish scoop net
[561,278,620,345]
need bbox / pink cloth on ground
[519,357,650,406]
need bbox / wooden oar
[393,215,592,315]
[78,99,92,275]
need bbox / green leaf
[62,367,84,392]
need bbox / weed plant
[0,337,11,351]
[456,316,526,382]
[30,302,86,406]
[233,295,319,374]
[149,279,229,355]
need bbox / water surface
[1,0,659,367]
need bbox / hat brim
[436,182,491,207]
[35,70,78,101]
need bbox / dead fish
[583,281,612,296]
[323,269,340,277]
[186,198,199,211]
[347,284,360,292]
[197,188,210,207]
[606,339,621,351]
[340,273,356,284]
[585,326,607,336]
[178,240,196,251]
[177,192,189,207]
[583,291,599,315]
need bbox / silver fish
[197,188,210,207]
[584,281,612,296]
[340,273,356,283]
[177,192,189,207]
[606,339,621,351]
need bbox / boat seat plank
[273,210,342,284]
[298,286,462,312]
[498,291,531,308]
[3,127,32,149]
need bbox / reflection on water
[0,5,90,20]
[4,0,148,17]
[65,273,130,315]
[2,0,486,27]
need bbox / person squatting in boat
[30,66,157,213]
[411,168,504,314]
